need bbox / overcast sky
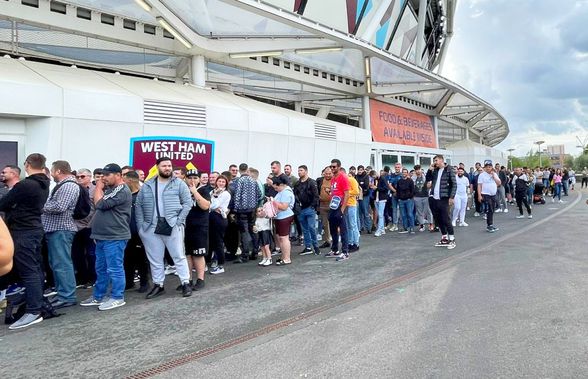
[443,0,588,157]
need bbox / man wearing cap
[135,157,193,298]
[477,160,501,233]
[80,163,132,310]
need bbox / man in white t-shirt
[477,160,501,233]
[452,167,470,227]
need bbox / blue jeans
[553,182,562,200]
[94,240,128,301]
[46,230,77,303]
[526,183,535,204]
[358,196,372,231]
[399,199,415,230]
[376,200,386,232]
[391,195,400,224]
[297,207,318,248]
[346,205,360,246]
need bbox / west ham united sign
[130,136,215,179]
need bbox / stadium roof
[0,0,508,146]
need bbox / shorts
[185,228,208,256]
[274,216,294,237]
[257,230,273,247]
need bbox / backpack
[51,181,92,220]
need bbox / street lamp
[507,148,515,171]
[535,140,545,167]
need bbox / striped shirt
[42,176,79,233]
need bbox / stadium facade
[0,0,508,175]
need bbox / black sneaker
[348,244,360,253]
[137,284,149,293]
[192,279,205,291]
[177,280,193,291]
[146,284,165,299]
[299,247,313,256]
[435,238,450,247]
[233,256,248,264]
[319,241,331,249]
[181,283,192,297]
[313,246,321,255]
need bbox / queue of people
[0,152,562,331]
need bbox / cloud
[443,0,588,155]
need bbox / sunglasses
[76,175,88,179]
[330,165,338,169]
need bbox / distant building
[546,145,569,168]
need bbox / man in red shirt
[326,159,350,261]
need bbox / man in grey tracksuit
[136,158,192,298]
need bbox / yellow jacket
[347,176,360,206]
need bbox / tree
[574,154,588,171]
[564,155,574,169]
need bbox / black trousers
[236,211,257,255]
[473,190,483,213]
[482,194,496,227]
[71,227,96,285]
[515,193,531,215]
[430,198,454,236]
[11,229,45,314]
[124,234,149,287]
[209,212,228,266]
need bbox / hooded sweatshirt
[0,173,50,231]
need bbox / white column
[415,0,428,67]
[191,55,206,87]
[362,95,371,132]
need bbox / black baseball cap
[186,169,200,178]
[102,163,122,174]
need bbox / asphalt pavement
[1,191,585,378]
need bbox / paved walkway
[0,191,583,378]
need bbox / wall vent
[144,100,206,127]
[314,123,337,140]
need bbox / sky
[443,0,588,157]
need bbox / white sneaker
[552,198,555,202]
[80,297,103,306]
[451,220,456,227]
[495,209,502,213]
[164,265,176,275]
[474,212,480,217]
[516,215,524,219]
[8,313,43,330]
[258,258,267,266]
[559,200,563,203]
[459,222,469,227]
[98,298,125,311]
[374,230,383,237]
[262,258,272,266]
[528,215,533,219]
[503,208,508,213]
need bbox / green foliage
[574,154,588,171]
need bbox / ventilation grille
[314,123,337,140]
[144,100,206,127]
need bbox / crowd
[0,152,576,331]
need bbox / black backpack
[51,181,92,220]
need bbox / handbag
[262,200,278,219]
[154,179,173,236]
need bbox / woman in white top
[208,175,231,275]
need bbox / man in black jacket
[294,165,320,255]
[428,155,457,249]
[0,153,50,330]
[355,165,372,233]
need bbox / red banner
[370,100,437,148]
[130,137,215,179]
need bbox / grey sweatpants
[139,225,190,286]
[414,197,433,225]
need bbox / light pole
[535,140,545,167]
[507,148,515,171]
